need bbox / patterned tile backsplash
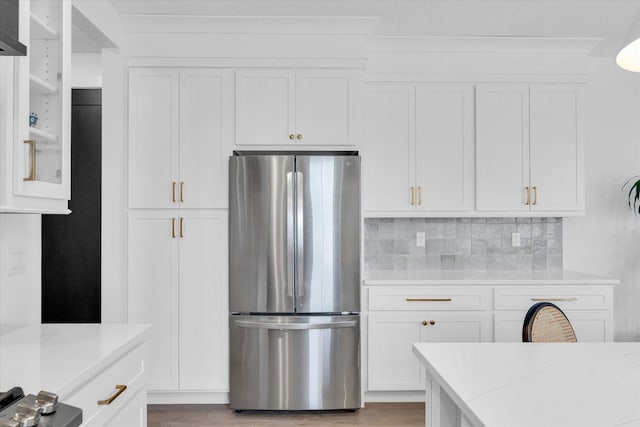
[364,218,562,272]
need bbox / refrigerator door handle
[234,320,357,330]
[296,171,304,297]
[286,171,295,298]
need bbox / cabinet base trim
[148,391,229,405]
[364,391,425,403]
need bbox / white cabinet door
[235,70,295,145]
[362,85,415,213]
[529,84,584,212]
[295,70,357,145]
[415,84,474,212]
[179,210,229,390]
[128,211,179,390]
[129,69,179,208]
[179,69,232,209]
[103,388,146,427]
[368,313,426,391]
[424,312,493,343]
[476,85,530,211]
[494,311,613,343]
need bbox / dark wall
[42,89,102,323]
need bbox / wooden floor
[148,403,424,426]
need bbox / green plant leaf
[622,176,640,215]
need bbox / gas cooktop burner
[0,388,81,427]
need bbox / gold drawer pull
[406,298,452,302]
[97,385,127,405]
[179,217,184,238]
[172,182,177,202]
[530,297,577,302]
[180,181,184,202]
[171,218,176,238]
[410,187,415,205]
[532,186,538,205]
[525,186,530,205]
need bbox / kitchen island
[0,323,150,426]
[412,342,640,427]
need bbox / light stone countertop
[364,269,618,285]
[0,323,151,399]
[413,342,640,427]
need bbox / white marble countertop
[413,342,640,427]
[0,323,151,399]
[364,269,618,285]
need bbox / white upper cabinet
[363,85,415,213]
[476,84,584,214]
[129,68,231,209]
[235,69,358,146]
[0,0,71,213]
[363,83,473,214]
[529,85,584,212]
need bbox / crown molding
[121,15,380,35]
[368,36,604,55]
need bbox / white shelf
[29,127,58,142]
[30,13,58,40]
[30,75,58,95]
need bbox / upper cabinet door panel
[295,70,356,145]
[235,70,295,145]
[415,84,474,212]
[476,85,530,211]
[362,85,415,212]
[530,85,584,212]
[179,69,231,209]
[129,68,179,208]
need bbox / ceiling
[108,0,640,56]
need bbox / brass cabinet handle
[296,134,302,140]
[422,320,427,326]
[530,297,577,302]
[418,186,422,206]
[171,218,176,238]
[406,298,452,302]
[180,182,184,202]
[532,186,538,205]
[525,187,530,205]
[289,134,295,140]
[429,320,435,325]
[97,385,127,405]
[410,187,415,205]
[172,182,177,203]
[179,217,184,238]
[23,140,36,181]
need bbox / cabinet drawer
[66,344,146,427]
[494,286,613,311]
[494,311,613,342]
[368,286,492,311]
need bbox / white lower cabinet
[367,311,492,391]
[128,209,228,394]
[66,343,147,427]
[365,283,614,394]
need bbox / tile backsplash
[364,218,562,272]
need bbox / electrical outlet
[416,232,426,247]
[511,232,521,247]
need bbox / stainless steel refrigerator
[229,152,361,411]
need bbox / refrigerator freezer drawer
[229,315,361,410]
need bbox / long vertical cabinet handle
[532,186,538,205]
[171,218,176,238]
[23,140,36,181]
[286,172,295,297]
[296,171,304,297]
[418,186,422,206]
[410,187,415,205]
[179,217,184,238]
[172,182,177,203]
[525,187,530,205]
[180,182,184,203]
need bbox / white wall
[564,58,640,341]
[0,214,41,324]
[72,53,102,88]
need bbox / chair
[522,302,577,342]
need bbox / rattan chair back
[522,302,577,343]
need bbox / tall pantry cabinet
[127,68,231,395]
